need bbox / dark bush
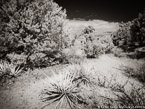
[131,10,145,47]
[111,9,145,52]
[111,21,133,51]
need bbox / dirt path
[0,54,144,109]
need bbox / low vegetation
[41,64,97,109]
[41,63,145,109]
[121,63,145,83]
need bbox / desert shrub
[131,10,145,47]
[84,34,114,58]
[110,84,145,108]
[0,0,67,68]
[111,21,133,51]
[72,26,114,58]
[111,9,145,52]
[111,47,127,57]
[96,74,145,108]
[122,63,145,83]
[29,51,68,68]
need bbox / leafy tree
[0,0,67,67]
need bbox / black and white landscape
[0,0,145,109]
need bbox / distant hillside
[64,19,119,36]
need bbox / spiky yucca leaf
[9,65,22,77]
[75,65,97,88]
[64,64,97,87]
[41,70,82,109]
[0,61,11,76]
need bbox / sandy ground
[0,54,144,109]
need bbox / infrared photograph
[0,0,145,109]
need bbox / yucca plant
[41,69,84,109]
[75,66,97,88]
[0,61,22,82]
[0,61,11,76]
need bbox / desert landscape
[0,0,145,109]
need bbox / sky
[54,0,145,22]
